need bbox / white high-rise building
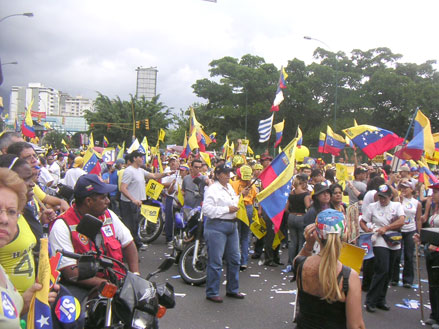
[9,83,93,119]
[9,83,60,119]
[135,66,158,100]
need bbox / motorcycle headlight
[132,308,155,329]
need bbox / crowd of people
[0,129,438,328]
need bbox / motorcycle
[58,214,175,329]
[176,206,208,285]
[138,198,165,244]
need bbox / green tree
[41,130,69,150]
[84,94,172,146]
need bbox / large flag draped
[395,110,435,160]
[27,238,53,329]
[343,124,404,159]
[22,100,36,138]
[273,120,285,148]
[271,67,288,112]
[258,114,274,143]
[257,139,297,232]
[324,126,345,156]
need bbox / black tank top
[288,192,309,213]
[294,256,351,329]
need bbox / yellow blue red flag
[273,120,285,148]
[27,238,52,329]
[324,126,345,156]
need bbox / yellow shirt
[230,180,257,206]
[0,216,36,294]
[33,185,46,203]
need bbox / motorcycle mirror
[77,214,103,242]
[77,255,99,280]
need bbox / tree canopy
[84,94,171,147]
[190,50,439,154]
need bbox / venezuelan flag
[27,238,52,329]
[257,139,297,232]
[318,132,326,153]
[395,110,435,160]
[418,161,439,188]
[343,125,403,159]
[22,100,36,138]
[274,120,285,148]
[324,126,345,156]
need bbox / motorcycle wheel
[139,210,164,243]
[178,241,207,285]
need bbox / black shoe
[251,253,261,259]
[206,296,223,303]
[274,260,284,266]
[240,265,248,271]
[403,283,412,289]
[365,304,376,313]
[390,281,398,286]
[376,303,391,311]
[264,261,278,267]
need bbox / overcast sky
[1,0,439,113]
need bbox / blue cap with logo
[74,174,117,198]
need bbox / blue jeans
[204,219,240,297]
[164,196,174,243]
[238,205,253,266]
[287,214,305,266]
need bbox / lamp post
[304,36,339,131]
[1,61,18,66]
[0,13,34,23]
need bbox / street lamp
[304,36,339,131]
[0,13,34,23]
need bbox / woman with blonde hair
[293,209,365,329]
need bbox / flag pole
[394,107,419,170]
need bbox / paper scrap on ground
[174,293,186,297]
[171,275,181,279]
[395,299,420,309]
[274,290,297,294]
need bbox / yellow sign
[145,179,164,200]
[140,204,160,223]
[236,195,249,226]
[250,209,266,239]
[339,242,366,273]
[336,163,348,182]
[372,154,384,163]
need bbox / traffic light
[136,121,140,129]
[144,119,149,130]
[90,123,95,129]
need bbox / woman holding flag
[0,168,58,327]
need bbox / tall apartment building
[9,83,93,119]
[9,83,60,119]
[135,66,158,100]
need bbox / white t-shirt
[120,166,152,202]
[48,162,61,185]
[362,201,405,250]
[400,197,419,232]
[63,167,87,189]
[38,166,54,187]
[49,209,133,269]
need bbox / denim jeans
[238,205,253,266]
[287,214,305,266]
[204,219,240,297]
[164,196,174,243]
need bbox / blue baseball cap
[74,174,117,198]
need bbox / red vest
[54,206,126,279]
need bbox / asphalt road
[138,235,431,329]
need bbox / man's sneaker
[138,243,147,251]
[425,318,437,325]
[167,241,174,249]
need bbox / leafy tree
[41,130,69,150]
[84,94,171,146]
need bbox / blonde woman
[294,209,365,329]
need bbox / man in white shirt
[119,150,173,250]
[161,156,180,246]
[49,174,139,300]
[63,157,87,189]
[47,153,61,185]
